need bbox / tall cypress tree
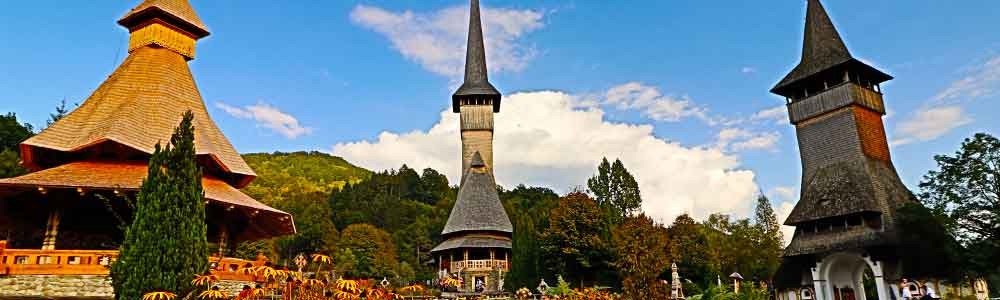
[111,111,209,300]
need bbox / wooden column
[217,226,229,257]
[42,209,62,250]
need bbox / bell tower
[453,0,501,178]
[771,1,918,299]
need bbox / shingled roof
[430,235,512,253]
[441,152,513,236]
[0,161,293,241]
[785,158,914,226]
[21,42,256,188]
[771,0,890,97]
[452,0,501,113]
[118,0,209,38]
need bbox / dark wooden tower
[771,1,918,299]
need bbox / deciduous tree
[587,158,641,224]
[919,132,1000,287]
[540,192,612,288]
[339,223,398,278]
[613,214,671,299]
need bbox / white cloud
[715,128,781,152]
[750,105,786,124]
[740,67,757,74]
[604,82,708,122]
[934,56,1000,102]
[766,186,798,245]
[768,186,797,203]
[891,105,973,146]
[215,102,313,139]
[333,90,760,222]
[350,4,544,78]
[773,200,797,246]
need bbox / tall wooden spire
[771,0,891,98]
[452,0,501,113]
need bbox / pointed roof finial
[802,0,851,67]
[771,0,891,97]
[470,151,487,168]
[118,0,209,38]
[452,0,501,113]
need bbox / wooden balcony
[0,244,265,281]
[449,259,508,272]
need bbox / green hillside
[241,151,370,204]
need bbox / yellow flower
[303,278,326,288]
[191,274,219,287]
[311,253,333,264]
[142,291,177,300]
[252,287,268,297]
[400,284,424,292]
[198,289,228,300]
[257,265,284,281]
[334,290,359,300]
[236,265,256,275]
[442,277,462,288]
[335,279,360,293]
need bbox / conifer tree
[753,195,784,279]
[111,111,209,300]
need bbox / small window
[14,256,28,264]
[67,256,82,265]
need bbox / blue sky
[2,1,998,226]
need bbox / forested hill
[241,151,370,198]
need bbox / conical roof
[441,152,513,235]
[452,0,501,113]
[21,1,255,188]
[118,0,209,38]
[771,0,890,96]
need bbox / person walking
[922,283,940,300]
[901,279,913,300]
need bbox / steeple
[771,0,891,98]
[117,0,209,60]
[452,0,501,113]
[441,151,512,236]
[768,0,916,259]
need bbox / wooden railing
[0,248,119,275]
[450,259,508,272]
[0,244,266,281]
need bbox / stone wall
[0,275,255,299]
[0,275,113,299]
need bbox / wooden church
[0,0,294,298]
[430,0,514,296]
